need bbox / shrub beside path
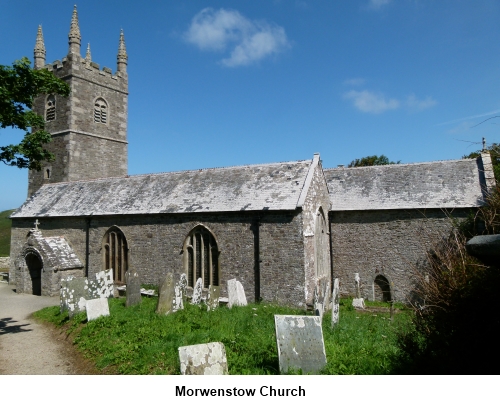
[0,282,97,374]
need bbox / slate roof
[12,160,313,217]
[324,158,487,211]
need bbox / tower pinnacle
[117,29,128,74]
[34,25,46,69]
[68,5,81,55]
[85,43,91,62]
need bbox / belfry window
[94,98,108,124]
[184,226,219,289]
[45,95,56,121]
[102,227,128,283]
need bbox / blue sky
[1,0,500,211]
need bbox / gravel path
[0,282,98,375]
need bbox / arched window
[314,207,329,279]
[374,275,392,302]
[94,97,108,124]
[46,95,56,121]
[183,226,219,289]
[102,227,128,283]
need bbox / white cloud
[406,94,437,111]
[368,0,392,9]
[343,78,366,86]
[184,8,290,67]
[344,90,400,114]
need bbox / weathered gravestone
[331,278,340,327]
[313,286,324,318]
[173,273,187,311]
[178,342,229,375]
[156,273,175,315]
[206,285,220,311]
[88,269,114,299]
[60,276,88,317]
[227,278,247,308]
[352,298,365,309]
[354,272,361,298]
[274,315,327,374]
[125,270,141,307]
[191,278,203,305]
[86,297,110,321]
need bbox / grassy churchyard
[34,297,412,375]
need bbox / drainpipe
[253,216,261,302]
[328,212,334,287]
[85,215,92,277]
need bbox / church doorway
[25,253,43,296]
[373,275,391,302]
[102,227,128,283]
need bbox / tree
[0,57,70,170]
[347,154,400,167]
[463,143,500,182]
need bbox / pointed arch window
[102,227,128,283]
[94,97,108,124]
[184,226,220,289]
[45,95,56,121]
[314,207,329,279]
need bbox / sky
[1,0,500,211]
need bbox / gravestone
[178,342,229,375]
[86,297,110,321]
[206,285,220,311]
[354,273,361,298]
[88,269,114,299]
[60,276,88,318]
[313,286,324,318]
[125,270,141,307]
[352,298,365,309]
[156,273,175,315]
[227,279,247,308]
[173,274,187,311]
[191,278,203,305]
[331,278,340,327]
[274,315,327,374]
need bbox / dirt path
[0,282,99,374]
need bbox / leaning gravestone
[206,285,220,311]
[60,276,88,318]
[191,278,203,305]
[88,269,114,299]
[178,342,229,375]
[173,274,187,311]
[227,279,247,308]
[274,315,327,374]
[125,270,141,307]
[331,278,340,327]
[156,273,175,315]
[86,297,110,321]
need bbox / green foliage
[0,209,14,258]
[0,57,70,170]
[33,298,412,375]
[463,143,500,182]
[347,155,400,167]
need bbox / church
[8,7,496,307]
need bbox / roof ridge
[324,158,476,171]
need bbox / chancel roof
[324,158,487,211]
[12,160,313,217]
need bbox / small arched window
[102,226,128,283]
[374,275,392,302]
[94,98,108,124]
[314,207,329,279]
[184,226,219,289]
[46,95,56,121]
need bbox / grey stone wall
[0,257,10,269]
[329,208,471,302]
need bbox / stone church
[9,7,496,306]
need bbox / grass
[0,209,15,258]
[34,298,412,375]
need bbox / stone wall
[329,208,471,302]
[0,257,10,269]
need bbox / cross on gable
[34,219,40,230]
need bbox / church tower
[28,6,128,197]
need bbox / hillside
[0,209,15,257]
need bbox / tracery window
[102,226,128,283]
[94,97,108,124]
[45,95,56,121]
[184,226,219,289]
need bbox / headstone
[274,315,327,374]
[156,273,175,315]
[86,297,110,321]
[206,285,220,311]
[331,278,340,327]
[354,273,361,298]
[60,276,88,317]
[178,342,229,375]
[227,278,247,308]
[191,278,203,305]
[323,280,331,311]
[88,269,114,299]
[125,270,141,307]
[352,298,365,309]
[173,273,187,311]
